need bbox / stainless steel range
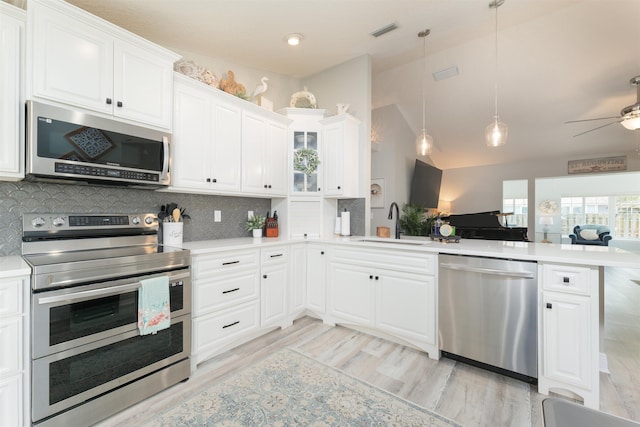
[22,213,191,427]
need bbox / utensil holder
[163,222,183,247]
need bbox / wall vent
[371,23,398,38]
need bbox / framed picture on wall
[370,178,385,208]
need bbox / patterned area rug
[145,348,460,426]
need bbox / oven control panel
[23,213,158,233]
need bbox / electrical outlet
[248,210,254,220]
[214,210,221,222]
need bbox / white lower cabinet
[376,271,436,348]
[305,244,327,316]
[0,272,29,427]
[289,244,307,318]
[326,246,438,359]
[538,263,600,409]
[328,263,374,326]
[260,247,290,328]
[190,249,261,367]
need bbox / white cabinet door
[261,263,289,327]
[327,263,374,326]
[30,2,113,114]
[289,244,307,316]
[241,110,288,196]
[210,99,242,191]
[322,114,360,197]
[172,76,242,193]
[306,244,326,314]
[265,120,287,196]
[0,375,21,427]
[113,40,174,128]
[29,0,178,129]
[172,79,212,190]
[542,292,592,388]
[376,271,436,345]
[241,111,267,194]
[0,5,25,180]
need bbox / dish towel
[138,276,171,335]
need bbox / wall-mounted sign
[568,156,627,174]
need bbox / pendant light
[416,29,434,157]
[485,0,507,147]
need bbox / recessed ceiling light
[285,33,303,46]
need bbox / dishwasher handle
[439,262,536,279]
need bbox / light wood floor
[98,267,640,427]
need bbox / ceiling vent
[371,23,398,38]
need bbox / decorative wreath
[293,148,320,175]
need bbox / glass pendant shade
[485,117,508,147]
[621,115,640,130]
[416,129,433,156]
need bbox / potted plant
[399,204,438,237]
[245,214,266,238]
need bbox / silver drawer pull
[222,321,240,329]
[222,260,240,266]
[222,288,240,294]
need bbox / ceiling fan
[565,75,640,137]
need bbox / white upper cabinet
[171,74,242,193]
[241,110,288,196]
[321,113,360,198]
[28,0,179,130]
[0,3,25,181]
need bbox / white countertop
[0,256,32,279]
[182,236,640,268]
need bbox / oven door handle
[38,282,142,305]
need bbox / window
[561,195,640,238]
[503,198,528,227]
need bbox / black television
[409,159,442,209]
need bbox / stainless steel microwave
[26,101,171,187]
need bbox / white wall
[303,55,372,233]
[171,47,301,111]
[370,104,424,231]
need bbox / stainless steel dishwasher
[438,254,538,382]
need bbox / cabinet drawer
[0,317,21,378]
[193,300,260,362]
[542,264,591,295]
[261,247,289,265]
[331,247,435,275]
[192,249,260,278]
[193,271,259,316]
[0,374,22,427]
[0,279,22,317]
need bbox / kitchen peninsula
[182,235,640,411]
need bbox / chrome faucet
[388,202,400,239]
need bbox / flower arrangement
[245,214,266,231]
[158,203,190,222]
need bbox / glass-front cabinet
[280,108,326,196]
[293,130,320,193]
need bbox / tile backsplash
[0,181,367,256]
[0,181,270,256]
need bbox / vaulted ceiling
[66,0,640,170]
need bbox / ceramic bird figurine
[252,77,269,99]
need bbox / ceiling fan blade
[565,116,621,124]
[572,120,621,137]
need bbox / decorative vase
[252,228,262,238]
[163,222,183,247]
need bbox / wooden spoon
[172,208,181,222]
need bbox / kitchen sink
[356,237,430,245]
